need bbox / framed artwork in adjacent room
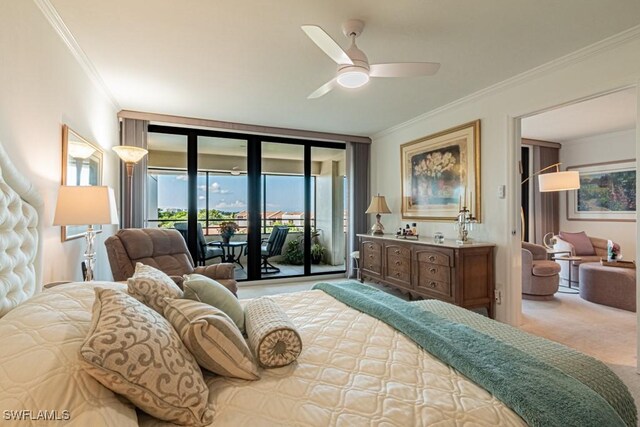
[567,159,636,222]
[400,120,481,221]
[61,125,104,240]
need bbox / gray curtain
[532,146,560,244]
[346,141,370,278]
[120,118,149,228]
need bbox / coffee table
[553,256,581,294]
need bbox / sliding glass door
[145,124,346,281]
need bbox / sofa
[553,231,608,287]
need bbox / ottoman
[578,263,636,312]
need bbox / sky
[154,173,309,212]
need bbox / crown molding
[33,0,120,110]
[373,25,640,141]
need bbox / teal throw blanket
[312,281,632,427]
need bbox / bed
[0,139,636,426]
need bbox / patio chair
[174,222,224,266]
[261,226,289,274]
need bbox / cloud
[198,184,207,191]
[198,195,205,200]
[175,175,188,181]
[214,200,246,209]
[210,182,231,194]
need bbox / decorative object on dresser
[400,120,481,221]
[365,194,392,235]
[53,186,119,281]
[112,145,148,228]
[454,199,476,244]
[566,159,635,222]
[358,234,495,318]
[61,125,104,241]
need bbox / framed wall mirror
[61,125,104,241]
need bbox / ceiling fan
[301,19,440,99]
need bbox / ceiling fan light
[336,70,369,88]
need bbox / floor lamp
[113,146,148,228]
[54,186,119,281]
[521,162,580,239]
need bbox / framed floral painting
[400,120,481,221]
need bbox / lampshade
[68,141,96,159]
[53,186,119,226]
[112,145,148,164]
[365,195,392,214]
[538,171,580,192]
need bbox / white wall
[372,30,640,325]
[0,1,119,283]
[559,129,636,259]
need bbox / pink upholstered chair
[522,242,561,300]
[105,228,238,295]
[553,232,609,287]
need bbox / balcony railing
[146,217,313,235]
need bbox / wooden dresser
[358,234,495,318]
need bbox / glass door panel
[146,132,190,246]
[197,136,248,279]
[261,142,305,278]
[311,147,347,274]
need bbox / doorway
[514,87,638,367]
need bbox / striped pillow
[164,299,260,380]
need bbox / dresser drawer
[361,240,383,276]
[385,245,411,259]
[386,254,411,273]
[416,250,452,267]
[386,267,411,284]
[418,263,450,283]
[416,278,452,298]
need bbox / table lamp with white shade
[365,194,392,235]
[53,186,119,281]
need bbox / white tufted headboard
[0,141,43,317]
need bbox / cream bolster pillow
[164,298,260,381]
[80,288,213,427]
[245,297,302,368]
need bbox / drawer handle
[368,245,374,250]
[428,255,436,262]
[395,272,401,277]
[395,260,401,266]
[429,281,437,288]
[368,264,375,269]
[429,267,437,274]
[394,249,401,255]
[369,254,374,259]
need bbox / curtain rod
[118,110,371,144]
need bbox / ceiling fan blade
[308,78,337,99]
[301,25,353,65]
[369,62,441,78]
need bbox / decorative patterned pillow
[164,298,260,380]
[182,273,244,332]
[245,297,302,368]
[80,288,213,426]
[128,262,183,313]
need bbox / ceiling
[50,0,640,136]
[521,88,637,142]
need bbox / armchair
[522,242,561,300]
[104,228,237,295]
[553,232,609,287]
[174,222,224,266]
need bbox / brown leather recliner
[105,228,237,295]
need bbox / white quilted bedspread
[142,290,526,427]
[0,282,138,427]
[0,283,526,426]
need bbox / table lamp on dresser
[365,194,391,235]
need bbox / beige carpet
[520,291,636,367]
